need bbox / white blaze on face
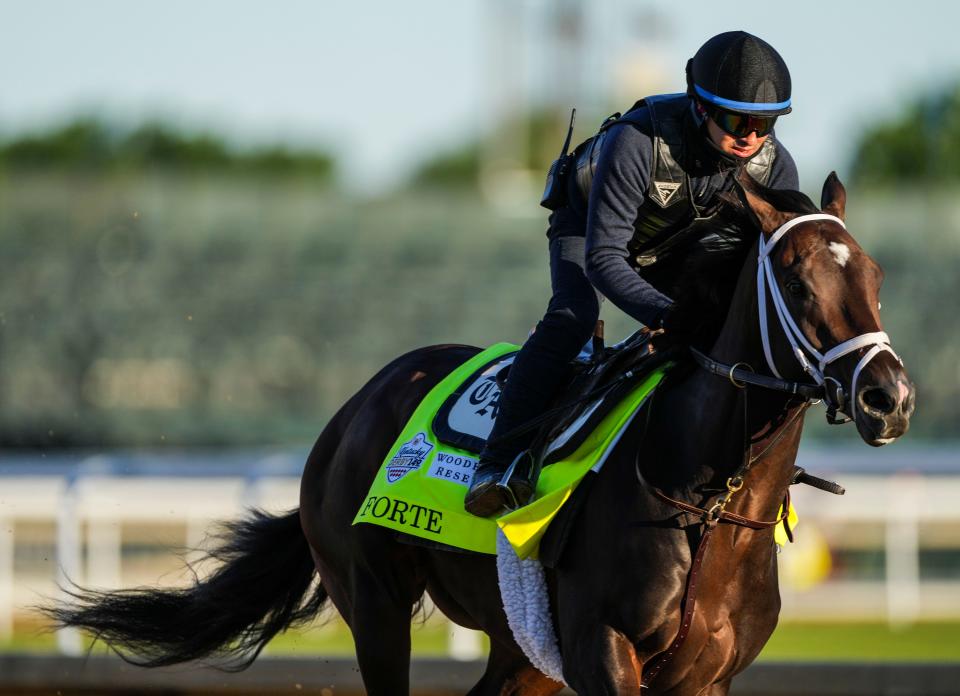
[828,242,851,268]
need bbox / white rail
[2,466,959,654]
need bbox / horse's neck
[652,237,806,517]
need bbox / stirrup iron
[496,451,533,511]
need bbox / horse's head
[736,171,915,446]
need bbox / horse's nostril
[860,386,897,415]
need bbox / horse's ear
[736,169,793,236]
[821,171,847,220]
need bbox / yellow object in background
[778,515,833,591]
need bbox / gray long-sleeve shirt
[556,102,799,328]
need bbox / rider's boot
[464,451,536,517]
[464,308,596,517]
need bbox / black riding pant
[480,226,602,465]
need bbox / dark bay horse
[49,173,915,695]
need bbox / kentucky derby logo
[385,432,434,483]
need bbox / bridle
[644,213,903,689]
[756,213,901,421]
[694,212,902,424]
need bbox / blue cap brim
[694,84,792,116]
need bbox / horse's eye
[786,279,805,298]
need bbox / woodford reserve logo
[427,452,478,486]
[385,432,433,483]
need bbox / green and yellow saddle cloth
[353,343,796,559]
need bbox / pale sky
[2,0,959,194]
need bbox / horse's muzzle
[855,377,916,446]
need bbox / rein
[689,347,823,400]
[642,213,896,688]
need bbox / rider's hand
[655,306,697,349]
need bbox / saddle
[533,326,681,465]
[431,325,681,465]
[375,336,678,557]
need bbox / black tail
[42,508,326,670]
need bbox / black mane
[749,186,819,216]
[666,179,819,349]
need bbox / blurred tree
[0,117,336,182]
[410,109,580,190]
[0,118,114,170]
[850,83,960,186]
[418,81,960,190]
[121,122,231,170]
[411,142,482,189]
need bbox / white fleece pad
[495,528,566,684]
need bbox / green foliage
[850,83,960,186]
[0,118,336,182]
[121,122,231,170]
[410,108,585,189]
[1,118,114,170]
[410,142,482,188]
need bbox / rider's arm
[583,124,674,328]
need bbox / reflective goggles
[707,106,777,138]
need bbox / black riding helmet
[686,31,792,117]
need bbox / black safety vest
[572,94,777,270]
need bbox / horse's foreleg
[701,678,733,695]
[561,625,643,695]
[467,640,564,696]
